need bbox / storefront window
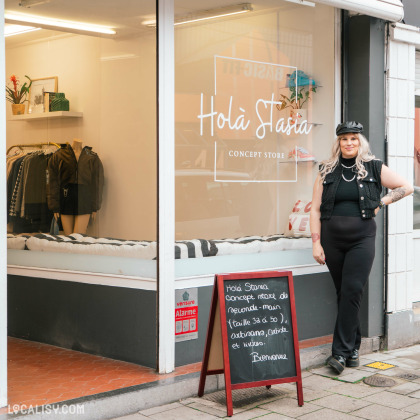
[5,2,156,277]
[414,104,420,229]
[175,0,336,272]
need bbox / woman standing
[310,121,413,374]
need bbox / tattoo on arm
[383,187,406,203]
[311,233,320,243]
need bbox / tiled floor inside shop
[0,337,201,414]
[0,335,332,414]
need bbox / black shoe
[346,348,359,367]
[327,354,346,374]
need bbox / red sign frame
[198,270,303,416]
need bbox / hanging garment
[47,144,104,214]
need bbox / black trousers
[321,216,376,358]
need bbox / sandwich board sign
[198,270,303,416]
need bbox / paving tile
[139,402,184,416]
[258,397,322,418]
[351,403,413,420]
[388,382,420,395]
[361,353,398,362]
[187,402,228,417]
[297,407,361,419]
[403,401,420,414]
[393,360,420,370]
[384,349,419,357]
[375,367,411,377]
[225,407,274,419]
[311,393,371,413]
[336,370,376,383]
[406,389,420,399]
[309,366,338,378]
[248,413,294,420]
[286,388,332,403]
[302,375,341,390]
[112,414,149,420]
[180,397,202,405]
[361,390,419,409]
[301,389,333,402]
[324,382,384,398]
[148,406,219,419]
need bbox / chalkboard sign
[198,271,303,417]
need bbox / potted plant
[277,71,317,123]
[6,75,32,115]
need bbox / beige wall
[6,31,157,241]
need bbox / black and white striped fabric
[7,233,311,259]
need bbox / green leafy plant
[6,75,32,104]
[278,85,317,111]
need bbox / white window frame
[1,0,8,408]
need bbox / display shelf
[9,111,83,121]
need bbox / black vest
[320,159,383,220]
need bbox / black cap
[336,121,363,136]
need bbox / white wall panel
[387,273,397,312]
[388,233,396,274]
[388,117,397,156]
[407,232,414,272]
[395,233,407,272]
[397,42,409,80]
[397,79,409,118]
[396,272,408,311]
[396,118,408,157]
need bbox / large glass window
[5,1,156,277]
[175,0,336,272]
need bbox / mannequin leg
[61,215,75,235]
[73,214,91,234]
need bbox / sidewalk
[112,344,420,420]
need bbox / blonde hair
[319,133,375,181]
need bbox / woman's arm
[310,174,326,265]
[380,164,414,206]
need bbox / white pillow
[284,200,312,238]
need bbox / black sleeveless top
[331,157,362,217]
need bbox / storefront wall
[386,22,419,348]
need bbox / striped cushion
[8,233,311,259]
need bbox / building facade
[2,0,417,412]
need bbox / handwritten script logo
[197,93,313,140]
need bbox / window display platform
[7,233,311,259]
[0,337,201,415]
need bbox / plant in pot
[6,75,32,115]
[277,71,317,124]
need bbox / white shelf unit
[9,111,83,121]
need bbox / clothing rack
[7,142,61,155]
